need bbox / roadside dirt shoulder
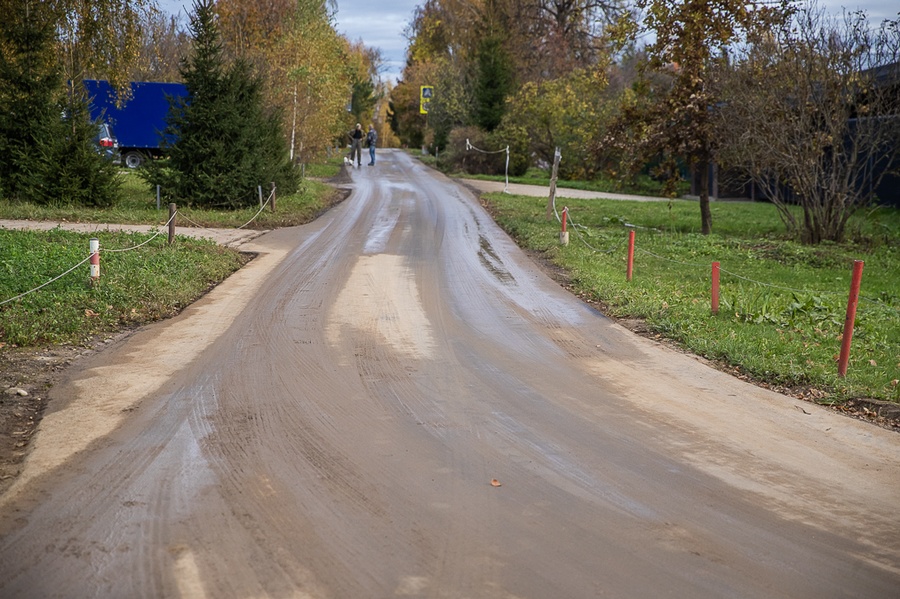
[473,194,900,433]
[0,336,130,494]
[0,175,353,495]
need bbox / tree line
[2,0,898,242]
[0,0,383,209]
[392,0,900,244]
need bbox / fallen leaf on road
[490,479,502,487]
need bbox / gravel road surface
[1,150,898,598]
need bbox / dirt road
[1,150,898,598]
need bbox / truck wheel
[123,151,144,169]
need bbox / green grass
[485,194,900,403]
[0,167,343,229]
[0,228,249,346]
[0,164,343,347]
[301,157,342,179]
[448,166,688,197]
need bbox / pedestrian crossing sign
[420,86,434,114]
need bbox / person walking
[366,124,378,166]
[348,123,364,167]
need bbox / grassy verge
[0,161,344,229]
[484,193,900,404]
[410,152,689,197]
[0,162,343,347]
[0,228,249,346]
[457,168,687,197]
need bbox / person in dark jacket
[366,124,377,166]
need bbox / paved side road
[457,178,673,201]
[0,219,265,248]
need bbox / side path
[457,178,673,202]
[0,219,265,248]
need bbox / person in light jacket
[348,123,363,167]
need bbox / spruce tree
[151,0,297,209]
[0,0,117,206]
[473,35,515,132]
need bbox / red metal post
[838,260,864,377]
[626,230,635,282]
[561,207,568,233]
[711,261,720,314]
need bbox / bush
[442,126,529,177]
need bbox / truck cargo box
[84,79,188,168]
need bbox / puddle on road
[478,235,514,284]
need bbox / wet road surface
[1,150,899,598]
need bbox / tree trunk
[699,158,712,235]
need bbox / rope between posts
[465,139,507,155]
[103,212,178,253]
[236,188,275,229]
[547,191,893,311]
[0,255,93,306]
[627,235,895,310]
[1,213,176,306]
[175,212,226,235]
[548,188,622,254]
[1,187,276,306]
[466,139,510,193]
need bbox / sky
[158,1,897,84]
[333,0,421,82]
[156,0,421,82]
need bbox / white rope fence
[508,147,892,311]
[466,139,510,193]
[236,187,276,229]
[0,187,276,306]
[103,211,177,253]
[0,255,94,306]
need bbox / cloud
[334,0,420,82]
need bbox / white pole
[89,238,100,279]
[504,146,510,193]
[290,84,297,162]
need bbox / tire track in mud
[187,184,401,595]
[333,160,513,592]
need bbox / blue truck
[84,79,188,168]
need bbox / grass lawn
[484,192,900,404]
[0,161,343,347]
[0,162,343,229]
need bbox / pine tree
[150,0,297,209]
